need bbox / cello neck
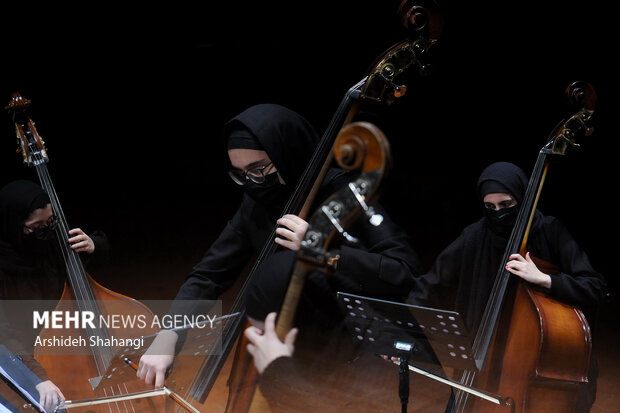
[7,95,116,376]
[184,80,365,403]
[472,149,549,368]
[187,1,444,402]
[472,80,597,368]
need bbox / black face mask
[244,172,289,205]
[31,225,57,241]
[484,205,519,236]
[20,228,56,256]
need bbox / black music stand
[337,292,476,413]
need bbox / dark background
[1,1,617,323]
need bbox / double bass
[225,121,392,413]
[454,81,597,412]
[4,94,197,412]
[176,1,444,411]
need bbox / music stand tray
[336,292,476,371]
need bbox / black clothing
[173,104,422,319]
[477,161,528,204]
[408,162,606,332]
[244,201,421,323]
[258,356,300,413]
[0,180,109,382]
[478,161,530,240]
[409,215,605,413]
[408,162,606,412]
[408,214,606,333]
[223,103,319,188]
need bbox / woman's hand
[506,252,552,288]
[35,380,65,413]
[244,312,297,374]
[137,330,178,387]
[274,214,309,251]
[68,228,95,253]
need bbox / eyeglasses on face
[228,162,274,185]
[24,214,59,233]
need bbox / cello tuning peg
[377,72,407,98]
[365,207,384,226]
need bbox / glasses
[24,214,59,233]
[228,162,273,185]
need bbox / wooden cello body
[36,276,164,413]
[455,82,597,413]
[5,93,176,412]
[477,281,592,412]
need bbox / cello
[4,94,196,412]
[453,81,597,412]
[176,1,444,410]
[225,121,392,413]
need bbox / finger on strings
[275,227,295,240]
[281,214,305,226]
[274,238,295,250]
[508,253,524,262]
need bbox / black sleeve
[334,203,423,296]
[258,356,306,413]
[174,210,254,301]
[79,229,111,270]
[536,218,607,310]
[407,233,465,307]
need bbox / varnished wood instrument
[225,122,392,413]
[454,81,597,412]
[4,94,183,412]
[176,2,445,410]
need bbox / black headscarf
[0,180,50,247]
[477,161,528,205]
[444,162,537,332]
[224,104,319,188]
[0,180,57,276]
[0,181,62,381]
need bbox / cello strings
[22,121,144,409]
[455,150,548,410]
[186,81,364,400]
[230,81,362,310]
[29,142,113,374]
[475,151,545,353]
[224,84,360,317]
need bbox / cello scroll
[548,81,596,155]
[359,0,442,105]
[298,122,391,267]
[274,122,392,339]
[5,93,49,165]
